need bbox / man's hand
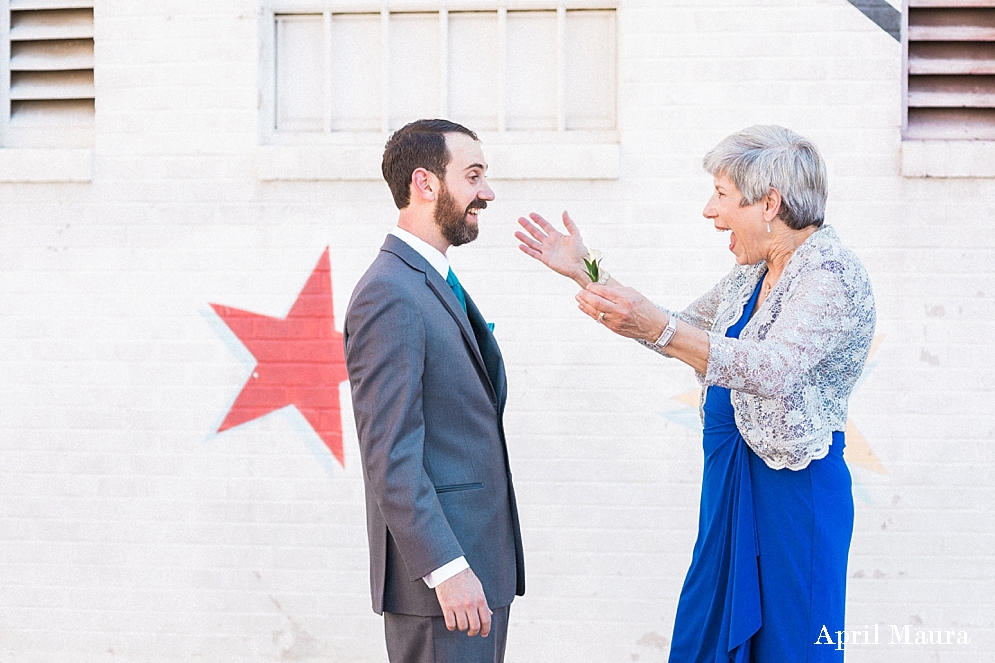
[434,567,492,637]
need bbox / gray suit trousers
[384,606,510,663]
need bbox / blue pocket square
[487,322,495,333]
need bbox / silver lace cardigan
[641,225,876,470]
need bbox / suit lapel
[381,236,496,403]
[465,291,506,406]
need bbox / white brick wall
[1,0,992,661]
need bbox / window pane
[389,13,440,130]
[270,8,618,136]
[565,10,616,130]
[276,15,324,132]
[448,12,500,132]
[330,14,382,132]
[505,11,557,131]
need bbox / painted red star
[211,248,348,466]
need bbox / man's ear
[410,167,438,203]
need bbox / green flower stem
[583,257,601,283]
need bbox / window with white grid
[1,0,94,149]
[261,2,616,139]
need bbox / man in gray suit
[344,119,525,663]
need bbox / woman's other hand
[516,211,591,287]
[576,283,666,343]
[579,283,710,374]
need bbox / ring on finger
[597,311,605,324]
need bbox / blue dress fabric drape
[668,277,854,662]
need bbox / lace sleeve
[636,268,737,358]
[704,267,850,397]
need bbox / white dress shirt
[390,226,449,279]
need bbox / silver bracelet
[652,315,677,349]
[597,269,609,285]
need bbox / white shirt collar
[390,226,450,279]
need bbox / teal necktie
[446,267,467,313]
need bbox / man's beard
[434,182,484,247]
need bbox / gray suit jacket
[344,234,525,616]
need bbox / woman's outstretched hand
[516,211,590,287]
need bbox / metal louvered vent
[6,0,94,148]
[905,2,995,140]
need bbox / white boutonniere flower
[583,249,603,283]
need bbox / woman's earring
[766,222,771,233]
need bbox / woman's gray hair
[702,125,827,230]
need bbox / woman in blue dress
[516,125,876,661]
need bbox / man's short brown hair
[381,119,479,209]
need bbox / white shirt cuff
[422,556,469,588]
